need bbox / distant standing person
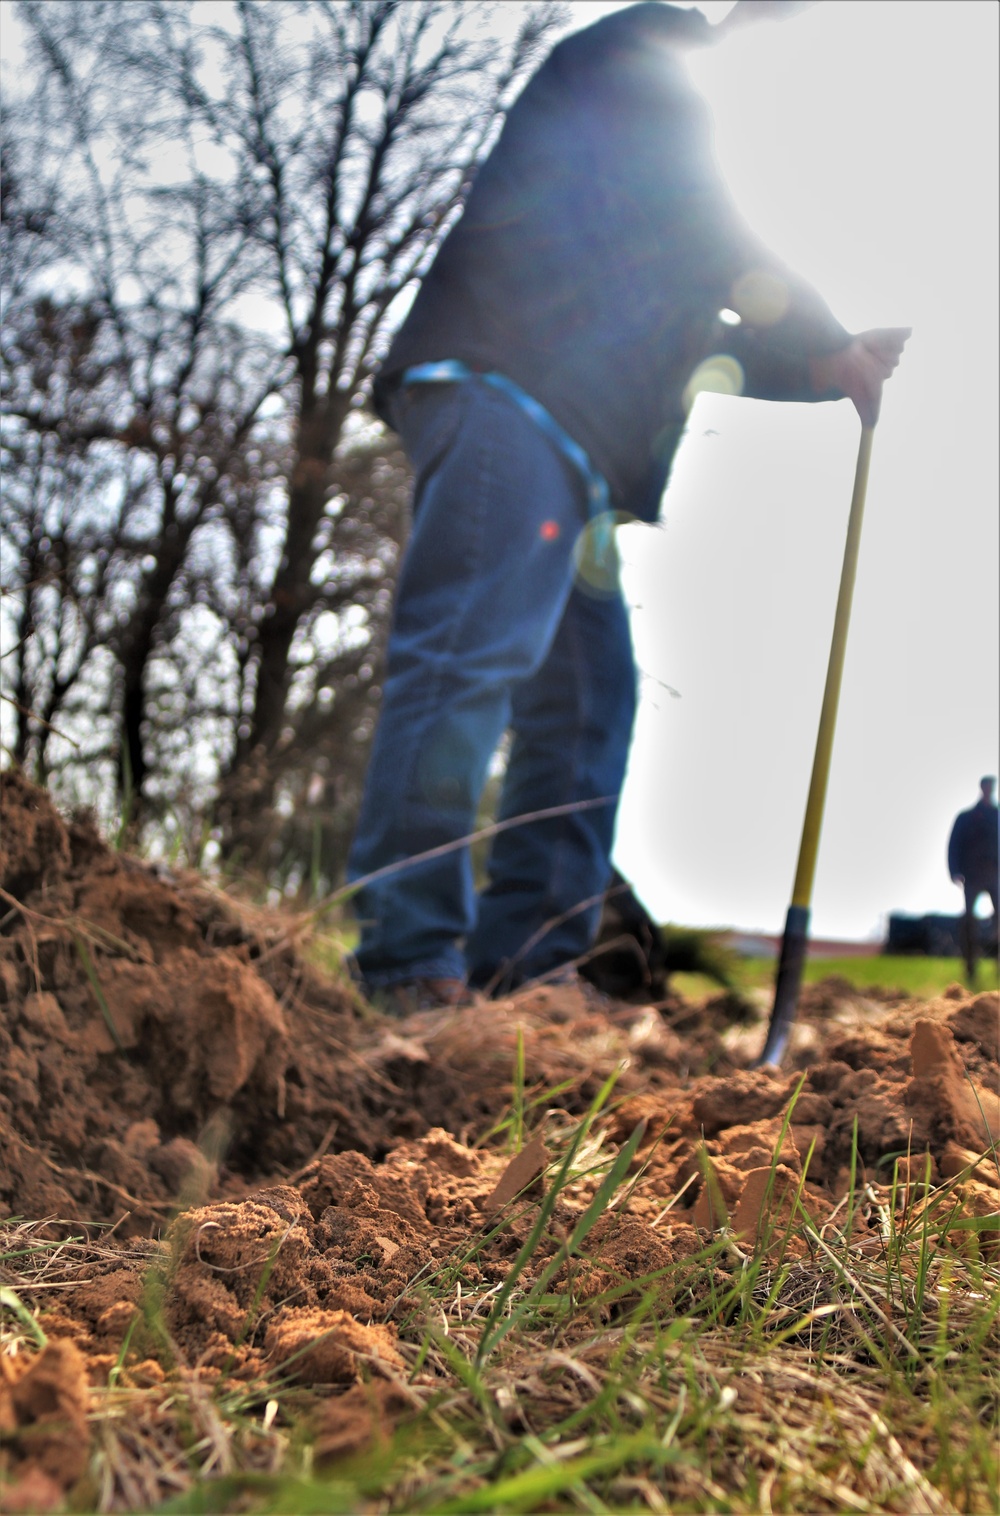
[948,777,999,981]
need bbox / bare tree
[0,301,148,795]
[1,0,563,872]
[0,432,99,782]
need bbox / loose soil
[1,769,998,1508]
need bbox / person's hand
[717,2,817,34]
[810,327,911,426]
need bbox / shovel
[756,424,875,1067]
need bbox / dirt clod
[0,1339,89,1495]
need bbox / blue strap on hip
[400,360,614,561]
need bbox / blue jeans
[347,377,637,991]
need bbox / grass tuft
[2,1045,998,1513]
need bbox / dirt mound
[2,772,998,1507]
[1,771,747,1232]
[2,769,374,1227]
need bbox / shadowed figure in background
[347,0,909,1016]
[948,776,999,983]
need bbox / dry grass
[396,1167,999,1515]
[2,1103,998,1516]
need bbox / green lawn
[672,952,998,1003]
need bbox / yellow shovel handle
[791,424,875,909]
[758,424,876,1068]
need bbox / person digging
[347,0,909,1016]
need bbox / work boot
[371,976,469,1018]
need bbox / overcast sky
[558,0,999,941]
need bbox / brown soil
[1,768,998,1505]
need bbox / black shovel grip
[756,904,810,1067]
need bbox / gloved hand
[810,327,911,426]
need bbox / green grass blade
[432,1431,683,1514]
[479,1119,647,1365]
[475,1066,624,1364]
[0,1286,48,1348]
[71,931,124,1052]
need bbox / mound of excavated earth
[1,768,998,1503]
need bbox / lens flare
[730,268,790,326]
[682,354,744,413]
[573,511,636,598]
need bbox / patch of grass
[807,953,997,996]
[389,1114,999,1515]
[3,1074,998,1513]
[732,952,998,999]
[670,969,741,1002]
[657,924,741,990]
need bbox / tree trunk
[230,396,350,803]
[115,485,196,813]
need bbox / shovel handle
[791,425,875,909]
[757,425,875,1067]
